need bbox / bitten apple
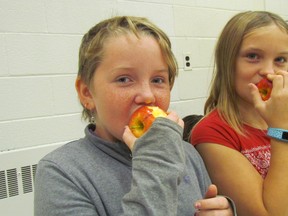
[256,77,273,101]
[129,106,167,138]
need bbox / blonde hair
[77,16,178,121]
[205,11,288,134]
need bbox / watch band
[267,127,288,142]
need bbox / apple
[129,106,167,138]
[256,78,272,101]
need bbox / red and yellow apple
[128,106,167,138]
[256,77,273,101]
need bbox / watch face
[283,131,288,140]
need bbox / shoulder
[191,109,228,137]
[191,110,241,150]
[196,109,222,126]
[38,139,91,169]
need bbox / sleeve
[34,160,100,216]
[190,116,241,151]
[182,141,211,195]
[120,117,186,216]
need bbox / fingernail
[194,202,201,209]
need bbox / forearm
[121,118,185,216]
[263,139,288,215]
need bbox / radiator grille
[7,168,19,197]
[0,143,63,216]
[21,166,33,194]
[0,164,37,200]
[0,170,7,199]
[32,164,37,182]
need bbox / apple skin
[129,106,167,138]
[256,78,272,101]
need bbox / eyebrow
[241,47,288,55]
[279,51,288,55]
[109,66,169,74]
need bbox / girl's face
[87,33,171,142]
[235,24,288,105]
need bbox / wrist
[267,128,288,143]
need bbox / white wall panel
[0,114,85,150]
[45,0,116,34]
[0,77,54,121]
[0,35,8,76]
[116,1,175,36]
[0,0,46,33]
[174,6,237,37]
[5,34,80,76]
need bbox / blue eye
[275,57,287,63]
[152,77,165,84]
[117,77,131,83]
[247,53,259,60]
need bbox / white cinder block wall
[1,0,288,152]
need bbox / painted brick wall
[1,0,288,152]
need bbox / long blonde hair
[205,11,288,134]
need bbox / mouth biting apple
[128,106,167,138]
[256,77,272,101]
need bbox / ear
[75,77,95,110]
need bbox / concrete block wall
[1,0,288,152]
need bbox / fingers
[284,71,288,87]
[204,184,218,199]
[249,71,288,106]
[122,110,183,150]
[248,83,264,108]
[194,196,233,216]
[195,185,231,214]
[195,185,225,211]
[254,71,288,127]
[166,111,184,128]
[122,126,137,150]
[267,70,288,89]
[195,196,229,211]
[194,208,233,216]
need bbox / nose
[134,83,156,105]
[260,61,276,76]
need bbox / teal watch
[267,128,288,142]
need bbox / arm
[121,113,186,215]
[196,144,264,216]
[123,112,236,216]
[34,160,100,216]
[196,72,288,216]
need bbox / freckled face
[89,34,171,142]
[235,24,288,105]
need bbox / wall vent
[0,164,37,200]
[0,143,64,216]
[0,170,7,199]
[7,168,19,197]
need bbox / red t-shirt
[191,109,271,178]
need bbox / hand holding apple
[128,106,167,138]
[122,126,137,150]
[256,77,273,101]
